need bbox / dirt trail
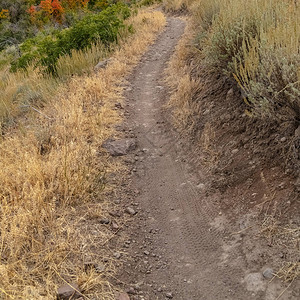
[118,16,296,300]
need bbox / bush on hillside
[195,0,300,122]
[11,3,131,73]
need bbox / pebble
[125,207,137,215]
[166,292,173,298]
[95,264,106,273]
[263,268,274,279]
[112,221,119,230]
[57,283,81,300]
[280,137,287,142]
[100,218,110,224]
[144,250,150,256]
[197,183,205,190]
[114,252,121,259]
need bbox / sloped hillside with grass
[0,2,166,298]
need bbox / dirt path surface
[117,16,298,300]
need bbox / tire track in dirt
[119,16,262,300]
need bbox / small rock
[166,292,173,298]
[127,287,136,295]
[263,268,274,279]
[114,252,121,259]
[94,59,110,72]
[232,149,239,154]
[226,88,234,101]
[125,207,137,215]
[144,251,150,256]
[102,138,137,157]
[197,183,205,190]
[203,109,210,116]
[157,287,163,292]
[117,293,130,300]
[95,264,106,273]
[280,137,287,142]
[57,283,81,300]
[100,218,110,224]
[112,221,119,230]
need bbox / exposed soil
[110,15,300,300]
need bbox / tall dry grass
[0,9,166,299]
[0,39,110,129]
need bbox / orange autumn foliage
[28,0,65,23]
[51,0,65,18]
[0,8,9,20]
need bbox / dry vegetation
[0,39,109,129]
[165,0,300,122]
[0,9,165,299]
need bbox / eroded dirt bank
[112,15,299,300]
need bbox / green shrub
[11,3,131,74]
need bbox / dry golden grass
[165,19,199,131]
[0,9,166,299]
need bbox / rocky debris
[126,286,136,295]
[226,88,234,102]
[95,263,106,273]
[109,210,121,217]
[166,292,173,298]
[114,252,121,259]
[232,148,239,154]
[57,283,81,300]
[280,137,287,142]
[112,221,120,230]
[117,292,130,300]
[196,183,205,190]
[94,59,111,72]
[125,207,137,215]
[102,139,137,157]
[100,218,110,224]
[262,268,274,279]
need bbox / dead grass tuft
[0,9,166,299]
[276,262,300,283]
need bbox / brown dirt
[110,15,300,300]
